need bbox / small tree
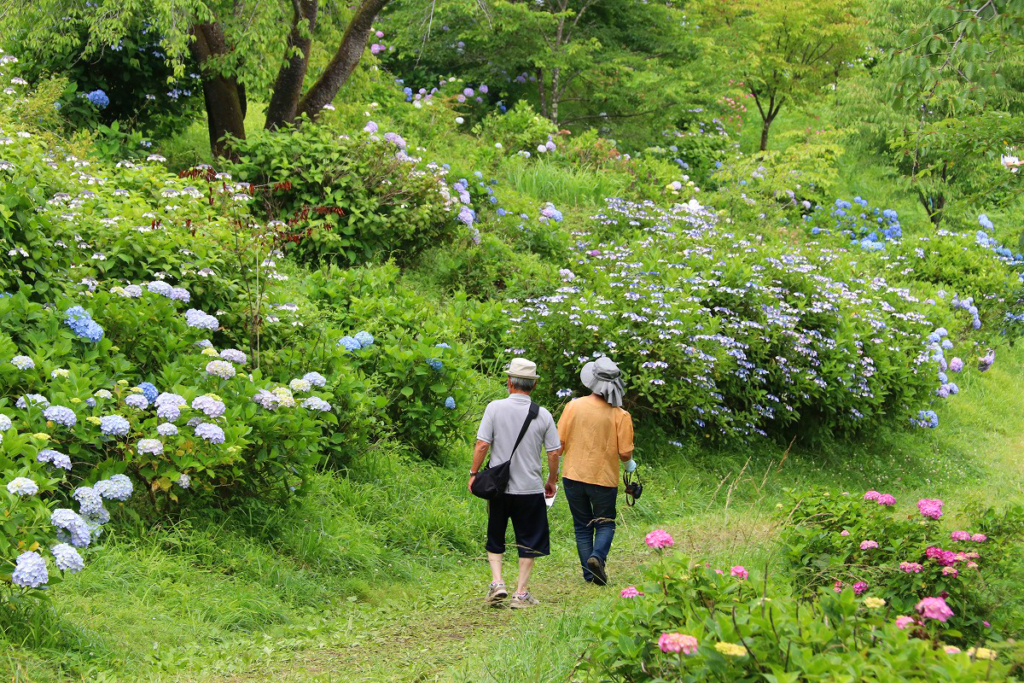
[4,0,392,158]
[694,0,866,151]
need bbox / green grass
[3,342,1021,682]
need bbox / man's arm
[545,446,563,497]
[468,439,490,493]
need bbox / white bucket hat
[505,357,540,380]
[581,356,625,407]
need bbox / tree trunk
[760,117,772,151]
[265,0,319,130]
[550,67,560,124]
[189,23,246,159]
[294,0,390,122]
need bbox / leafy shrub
[585,543,1008,681]
[227,123,460,267]
[509,199,978,440]
[473,101,557,154]
[779,487,1018,641]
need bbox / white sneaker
[509,591,540,609]
[485,582,508,606]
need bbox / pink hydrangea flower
[971,533,987,542]
[966,561,978,569]
[877,494,896,506]
[916,596,954,622]
[965,551,980,559]
[942,566,959,577]
[900,561,923,573]
[620,586,644,598]
[950,530,970,541]
[645,529,674,550]
[984,621,991,627]
[730,565,748,580]
[860,540,878,550]
[833,580,844,593]
[658,632,698,655]
[895,616,915,630]
[918,498,944,519]
[863,490,881,501]
[714,568,723,575]
[945,646,961,655]
[853,582,869,595]
[840,530,850,537]
[926,547,957,566]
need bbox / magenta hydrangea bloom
[900,561,923,573]
[895,616,915,630]
[863,490,881,501]
[950,530,970,542]
[853,582,869,595]
[916,596,954,622]
[918,498,943,519]
[833,581,843,593]
[620,586,644,598]
[730,565,748,580]
[840,529,850,537]
[860,540,878,550]
[942,566,959,577]
[645,529,674,550]
[877,494,896,506]
[658,633,698,655]
[971,533,987,542]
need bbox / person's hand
[468,474,476,494]
[545,479,557,498]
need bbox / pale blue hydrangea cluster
[16,394,49,409]
[303,371,326,387]
[192,395,225,418]
[338,331,374,352]
[51,508,91,548]
[195,422,225,444]
[147,281,173,297]
[252,389,280,410]
[73,486,105,516]
[43,404,77,427]
[220,349,247,364]
[157,422,178,436]
[205,360,236,379]
[125,394,149,410]
[99,414,131,436]
[137,438,163,455]
[0,414,11,431]
[51,543,84,573]
[185,308,219,331]
[11,354,34,370]
[300,397,331,412]
[64,306,104,342]
[177,473,191,489]
[12,551,48,588]
[445,396,456,410]
[6,476,38,496]
[38,448,72,470]
[157,404,181,421]
[94,474,133,502]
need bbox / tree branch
[265,0,318,130]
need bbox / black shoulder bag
[471,402,540,500]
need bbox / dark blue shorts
[485,493,550,558]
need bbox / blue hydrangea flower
[354,331,374,348]
[195,423,225,444]
[192,395,225,418]
[51,543,84,573]
[73,486,105,517]
[0,414,11,431]
[99,414,131,437]
[124,394,149,410]
[157,422,178,436]
[11,355,34,370]
[147,281,172,297]
[427,358,443,371]
[137,382,159,403]
[64,306,104,343]
[94,474,133,502]
[12,551,48,588]
[177,473,192,489]
[155,393,186,408]
[16,394,49,409]
[978,214,994,230]
[444,396,456,410]
[300,397,332,412]
[338,336,361,352]
[170,287,190,302]
[185,308,220,331]
[156,404,181,422]
[205,360,236,379]
[6,477,39,496]
[220,349,247,365]
[38,448,72,470]
[435,343,452,349]
[51,509,91,548]
[947,383,960,395]
[303,371,327,387]
[43,405,77,427]
[85,89,109,109]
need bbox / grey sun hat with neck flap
[581,356,625,407]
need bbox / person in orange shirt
[557,356,635,585]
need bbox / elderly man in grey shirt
[469,358,562,609]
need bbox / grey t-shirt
[476,394,561,495]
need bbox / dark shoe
[586,556,608,586]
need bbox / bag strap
[507,402,540,464]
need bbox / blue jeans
[562,477,617,582]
